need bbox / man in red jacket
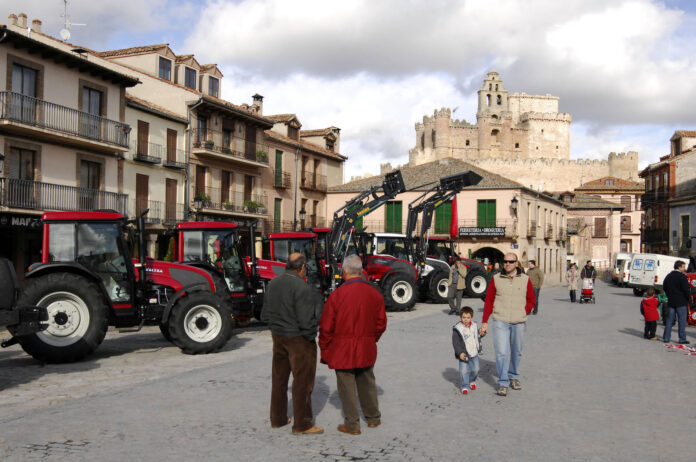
[319,254,387,435]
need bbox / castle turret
[477,71,509,117]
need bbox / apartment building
[0,15,139,278]
[263,115,346,232]
[327,158,568,285]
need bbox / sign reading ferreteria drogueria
[458,226,505,237]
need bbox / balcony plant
[222,146,232,154]
[193,141,202,148]
[204,139,215,149]
[194,192,211,208]
[222,199,234,210]
[244,200,266,213]
[255,150,268,162]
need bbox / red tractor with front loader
[1,210,233,363]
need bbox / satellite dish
[60,28,71,41]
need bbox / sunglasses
[503,260,517,264]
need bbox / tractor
[2,210,233,363]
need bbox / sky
[3,0,696,181]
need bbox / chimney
[31,19,41,33]
[8,14,17,26]
[252,93,264,115]
[17,13,27,28]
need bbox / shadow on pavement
[617,327,647,339]
[442,358,497,390]
[0,355,100,392]
[610,292,640,297]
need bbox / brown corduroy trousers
[270,334,317,432]
[336,366,381,431]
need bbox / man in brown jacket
[447,257,467,315]
[527,260,544,315]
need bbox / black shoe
[532,310,538,315]
[678,340,690,345]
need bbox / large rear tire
[427,270,449,304]
[17,273,109,363]
[466,269,489,299]
[168,292,233,354]
[382,273,417,312]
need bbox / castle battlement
[450,119,476,128]
[519,112,572,122]
[510,92,559,101]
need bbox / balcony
[0,177,127,214]
[545,224,554,239]
[193,187,268,217]
[308,215,326,228]
[265,219,297,233]
[556,229,566,242]
[641,190,669,209]
[641,228,668,244]
[0,91,130,153]
[527,220,537,237]
[274,171,292,189]
[128,199,185,224]
[620,223,633,233]
[300,173,327,192]
[190,128,269,167]
[132,141,163,165]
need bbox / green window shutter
[274,151,283,187]
[435,201,452,234]
[274,198,282,232]
[477,200,486,227]
[385,201,402,233]
[487,200,496,227]
[477,200,496,227]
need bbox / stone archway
[471,246,505,268]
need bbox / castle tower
[477,72,509,117]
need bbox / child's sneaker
[461,388,468,395]
[470,383,477,391]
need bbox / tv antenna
[59,0,86,42]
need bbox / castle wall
[508,93,559,122]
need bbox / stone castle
[386,72,640,191]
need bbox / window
[274,150,284,188]
[490,129,499,144]
[80,160,100,189]
[81,86,103,138]
[222,128,232,149]
[196,116,208,143]
[385,201,402,233]
[605,179,614,186]
[621,216,631,232]
[274,199,282,232]
[8,147,35,180]
[185,67,197,90]
[515,142,519,148]
[477,200,496,227]
[208,77,219,97]
[496,95,501,105]
[137,120,149,156]
[486,94,491,106]
[166,129,178,163]
[465,139,470,146]
[12,63,37,96]
[326,139,334,152]
[620,195,632,212]
[288,125,299,140]
[647,177,652,190]
[681,215,690,248]
[594,217,607,237]
[435,200,453,234]
[662,172,668,190]
[159,57,172,80]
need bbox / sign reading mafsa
[458,227,505,237]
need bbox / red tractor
[687,273,696,327]
[159,221,264,324]
[3,211,233,363]
[426,236,490,299]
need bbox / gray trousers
[448,286,464,313]
[336,366,381,431]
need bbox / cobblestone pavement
[1,280,695,461]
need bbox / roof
[329,158,528,193]
[264,130,346,161]
[266,114,299,123]
[126,95,187,124]
[301,128,334,137]
[0,26,139,87]
[576,177,644,191]
[97,43,170,58]
[559,193,625,210]
[674,130,696,137]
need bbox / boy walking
[641,287,659,340]
[451,306,483,395]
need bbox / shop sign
[0,213,42,229]
[458,226,505,237]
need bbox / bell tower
[477,71,509,118]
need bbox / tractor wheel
[17,273,108,363]
[382,273,417,312]
[168,292,233,354]
[466,269,490,299]
[633,288,645,297]
[159,323,173,342]
[428,270,449,304]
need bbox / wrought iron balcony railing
[190,128,269,165]
[264,219,297,233]
[0,177,127,214]
[0,91,130,147]
[274,171,292,189]
[545,224,554,239]
[193,187,268,215]
[132,141,163,164]
[641,228,669,243]
[527,220,537,237]
[300,173,327,192]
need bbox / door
[195,165,207,200]
[244,123,256,160]
[135,174,149,217]
[221,171,231,206]
[137,120,149,157]
[167,129,178,163]
[165,178,177,222]
[81,87,102,139]
[244,175,253,203]
[11,64,37,123]
[79,160,100,210]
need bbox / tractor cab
[40,211,135,305]
[259,232,325,292]
[427,237,456,265]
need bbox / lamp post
[299,208,306,230]
[510,196,518,217]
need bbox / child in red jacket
[641,287,660,340]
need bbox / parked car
[627,253,685,296]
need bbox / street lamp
[299,208,306,230]
[510,196,518,217]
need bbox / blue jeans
[663,305,688,343]
[491,319,525,387]
[458,355,480,390]
[532,288,540,313]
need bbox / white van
[613,252,633,284]
[627,253,685,295]
[617,259,632,287]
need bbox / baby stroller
[578,278,595,304]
